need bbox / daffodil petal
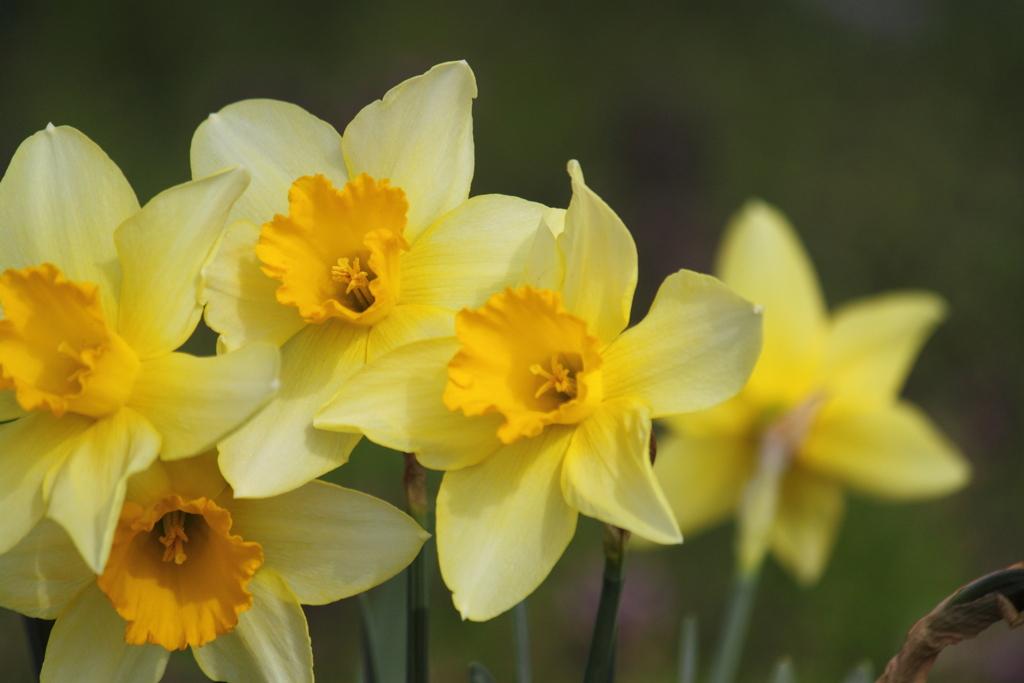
[0,412,90,556]
[315,337,504,470]
[366,304,454,362]
[518,208,566,291]
[770,469,845,586]
[557,161,637,344]
[219,321,368,498]
[226,481,428,605]
[801,401,970,500]
[400,195,548,310]
[115,167,249,359]
[192,569,313,683]
[822,291,947,410]
[561,398,680,544]
[191,99,348,227]
[128,343,280,461]
[603,270,763,417]
[0,519,92,618]
[45,407,161,573]
[342,61,476,243]
[0,389,26,421]
[0,126,138,322]
[126,452,228,510]
[438,425,577,621]
[715,201,828,403]
[41,583,170,683]
[201,219,307,352]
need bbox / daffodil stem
[708,568,761,683]
[404,453,430,683]
[513,600,533,683]
[583,524,630,683]
[21,615,52,680]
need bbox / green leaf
[359,570,408,683]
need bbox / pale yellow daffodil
[0,125,280,574]
[653,201,971,585]
[193,61,551,498]
[0,452,427,683]
[315,161,764,621]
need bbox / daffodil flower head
[0,125,281,575]
[315,160,765,621]
[193,61,554,498]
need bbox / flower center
[444,286,604,444]
[0,263,140,418]
[97,494,264,651]
[255,173,409,326]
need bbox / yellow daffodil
[193,60,551,498]
[315,161,764,620]
[652,201,971,585]
[0,125,280,574]
[0,451,427,683]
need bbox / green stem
[404,453,430,683]
[678,615,698,683]
[582,524,629,683]
[513,601,533,683]
[708,569,761,683]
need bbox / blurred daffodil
[653,201,971,585]
[193,60,550,498]
[0,452,427,683]
[0,125,280,574]
[315,161,763,620]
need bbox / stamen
[331,257,375,311]
[159,510,189,565]
[530,354,578,399]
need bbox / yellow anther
[159,510,189,565]
[331,257,374,311]
[530,354,577,399]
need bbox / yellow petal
[822,291,947,411]
[438,425,577,621]
[366,304,454,362]
[191,99,348,228]
[192,569,313,683]
[225,481,428,605]
[770,469,845,586]
[562,397,681,544]
[219,321,368,498]
[518,208,567,291]
[40,583,170,683]
[115,167,250,359]
[315,337,504,471]
[45,407,162,573]
[715,201,828,404]
[557,161,637,345]
[801,401,971,499]
[0,125,139,323]
[126,452,228,510]
[0,519,92,618]
[201,219,307,353]
[0,388,26,421]
[602,270,763,416]
[128,343,280,461]
[400,194,548,310]
[342,61,476,243]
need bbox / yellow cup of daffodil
[0,125,280,574]
[315,161,764,621]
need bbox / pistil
[332,257,375,311]
[531,354,578,399]
[159,510,189,565]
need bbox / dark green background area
[1,0,1022,681]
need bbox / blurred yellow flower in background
[653,201,971,585]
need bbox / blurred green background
[1,0,1022,681]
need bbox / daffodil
[193,61,550,498]
[315,161,764,620]
[652,201,971,585]
[0,125,280,574]
[0,452,427,682]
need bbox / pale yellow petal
[128,343,280,461]
[715,201,828,403]
[201,219,307,352]
[192,569,313,683]
[115,167,249,359]
[770,469,845,586]
[0,519,93,619]
[41,583,170,683]
[315,337,503,470]
[822,291,947,410]
[342,61,476,243]
[557,161,637,344]
[0,388,26,421]
[518,208,567,291]
[191,99,348,227]
[801,401,970,500]
[225,481,428,605]
[400,195,548,310]
[562,397,680,544]
[219,320,368,498]
[366,304,454,361]
[45,407,161,573]
[0,125,139,322]
[125,452,228,510]
[602,270,763,416]
[438,425,577,621]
